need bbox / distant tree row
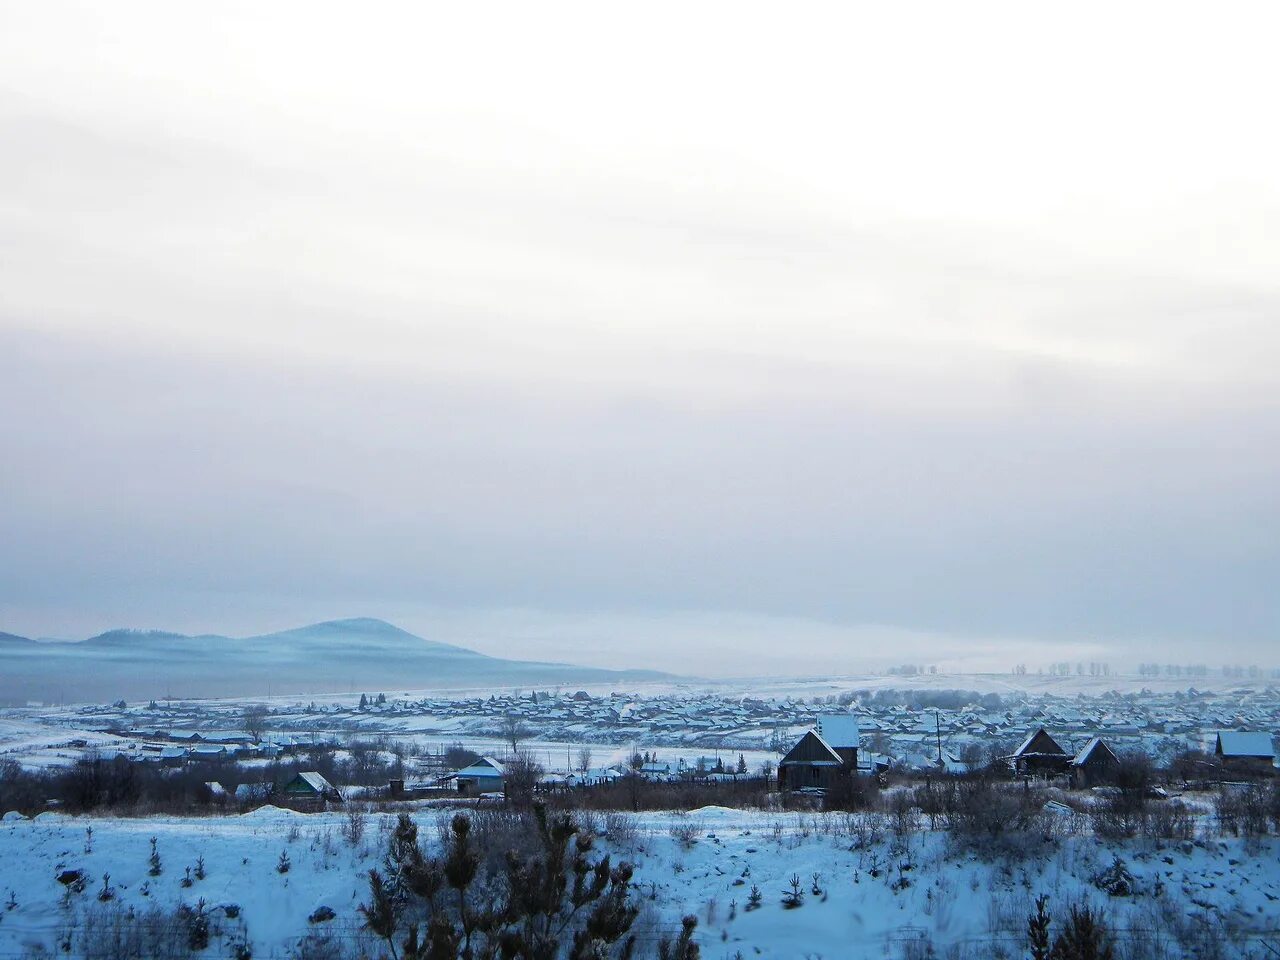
[1137,663,1279,679]
[885,664,940,676]
[1136,663,1212,678]
[1009,662,1112,677]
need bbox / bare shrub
[946,778,1044,858]
[341,805,368,847]
[555,774,772,812]
[668,818,704,850]
[888,789,918,837]
[1143,799,1196,840]
[458,807,543,872]
[291,931,362,960]
[847,811,887,850]
[80,902,199,960]
[602,812,641,851]
[823,772,880,812]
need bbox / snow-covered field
[0,717,131,772]
[2,805,1277,959]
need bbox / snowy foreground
[2,805,1279,959]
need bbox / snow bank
[687,805,749,821]
[239,804,306,821]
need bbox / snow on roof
[1071,737,1110,766]
[294,771,336,793]
[1011,728,1065,758]
[815,714,860,749]
[457,757,505,777]
[1216,731,1275,758]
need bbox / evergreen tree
[657,915,699,960]
[362,804,639,959]
[1028,894,1051,960]
[384,814,421,898]
[359,869,400,960]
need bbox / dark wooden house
[1069,737,1119,788]
[1215,732,1276,776]
[1008,728,1071,778]
[779,731,851,791]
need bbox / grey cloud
[2,6,1278,674]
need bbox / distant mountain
[0,617,670,705]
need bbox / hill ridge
[0,617,670,704]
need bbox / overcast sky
[2,3,1277,675]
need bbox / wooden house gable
[780,731,844,766]
[1013,728,1067,758]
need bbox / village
[3,680,1277,809]
[4,681,1280,960]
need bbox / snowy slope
[2,807,1277,959]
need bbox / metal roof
[1216,731,1274,758]
[815,714,860,749]
[456,757,505,777]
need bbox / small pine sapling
[84,826,93,854]
[181,866,193,888]
[277,850,291,874]
[148,837,162,876]
[194,855,206,880]
[782,873,804,909]
[185,898,210,951]
[98,873,114,902]
[746,885,763,911]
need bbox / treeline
[0,741,413,816]
[1138,662,1280,679]
[833,755,1280,846]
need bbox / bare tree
[500,713,531,755]
[444,742,479,770]
[503,751,544,807]
[241,705,269,744]
[576,745,593,776]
